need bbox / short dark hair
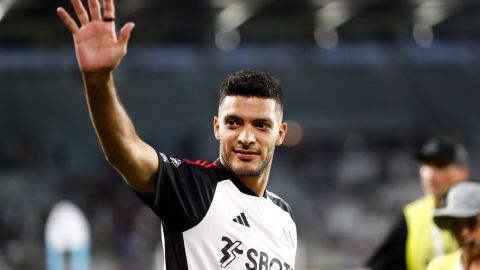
[219,70,284,111]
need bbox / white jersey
[135,153,297,270]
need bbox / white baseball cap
[434,181,480,229]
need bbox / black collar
[215,159,267,198]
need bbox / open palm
[57,0,134,73]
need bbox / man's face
[445,215,480,257]
[214,96,286,178]
[419,163,468,199]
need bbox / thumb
[118,22,135,49]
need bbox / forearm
[82,72,157,194]
[83,71,136,161]
[57,0,150,191]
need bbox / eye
[225,118,240,127]
[254,121,271,130]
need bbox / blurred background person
[365,136,470,270]
[427,181,480,270]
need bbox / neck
[237,171,270,197]
[462,250,480,270]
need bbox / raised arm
[57,0,158,195]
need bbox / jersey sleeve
[365,213,408,270]
[135,152,221,232]
[267,191,295,221]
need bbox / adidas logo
[232,212,250,227]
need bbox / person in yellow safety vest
[365,136,470,270]
[427,181,480,270]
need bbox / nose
[459,226,471,237]
[238,126,255,146]
[430,168,442,180]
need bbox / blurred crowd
[0,129,432,270]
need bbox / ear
[213,116,221,140]
[460,165,470,179]
[276,122,287,146]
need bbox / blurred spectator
[427,181,480,270]
[365,136,470,270]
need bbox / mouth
[233,149,259,160]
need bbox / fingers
[103,0,115,20]
[118,22,135,48]
[88,0,101,21]
[71,0,90,26]
[58,0,124,33]
[57,7,79,33]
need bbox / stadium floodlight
[214,0,272,51]
[315,0,356,30]
[215,28,241,52]
[413,24,434,48]
[313,0,363,49]
[413,0,464,47]
[414,0,463,27]
[212,0,237,8]
[314,27,338,50]
[0,0,16,23]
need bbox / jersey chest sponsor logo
[219,236,293,270]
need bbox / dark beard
[220,145,273,177]
[229,162,266,176]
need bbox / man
[427,181,480,270]
[366,136,470,270]
[56,0,297,269]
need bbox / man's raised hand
[57,0,135,73]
